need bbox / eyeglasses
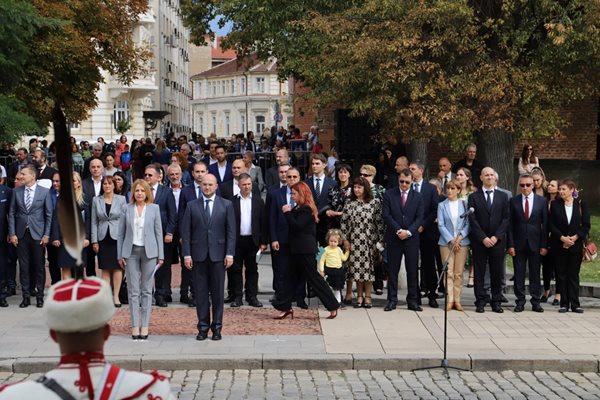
[399,180,412,184]
[519,183,532,187]
[144,174,154,177]
[286,175,299,179]
[360,173,372,177]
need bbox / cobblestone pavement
[3,370,600,399]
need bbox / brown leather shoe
[446,302,453,311]
[454,303,464,312]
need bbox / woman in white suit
[437,179,471,311]
[117,179,164,340]
[91,176,127,306]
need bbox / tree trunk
[407,139,429,176]
[476,129,516,192]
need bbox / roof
[211,36,237,60]
[191,54,279,80]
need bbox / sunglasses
[399,180,412,185]
[519,183,532,187]
[144,173,154,177]
[286,175,299,179]
[360,173,372,177]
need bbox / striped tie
[25,188,33,211]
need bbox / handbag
[118,277,129,304]
[583,242,597,262]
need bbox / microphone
[460,207,475,218]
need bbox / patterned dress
[327,185,352,229]
[341,199,384,282]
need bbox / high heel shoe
[467,275,474,288]
[353,300,363,308]
[326,310,338,319]
[274,309,294,320]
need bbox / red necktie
[401,191,407,208]
[524,197,529,221]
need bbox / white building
[190,55,291,138]
[52,0,191,143]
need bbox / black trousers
[386,239,420,306]
[541,249,556,292]
[419,234,438,300]
[555,246,582,310]
[175,239,193,299]
[472,243,504,308]
[192,259,225,333]
[513,246,542,307]
[47,245,61,285]
[272,253,339,312]
[85,247,97,277]
[6,244,17,289]
[155,241,174,298]
[270,245,287,297]
[230,236,259,300]
[17,230,45,298]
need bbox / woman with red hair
[273,182,340,320]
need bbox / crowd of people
[0,133,593,342]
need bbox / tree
[183,0,600,187]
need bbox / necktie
[315,178,321,196]
[442,176,448,194]
[205,199,212,222]
[485,190,493,210]
[196,186,200,199]
[289,191,296,208]
[524,196,529,221]
[401,191,407,208]
[25,188,32,211]
[413,183,420,193]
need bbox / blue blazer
[0,185,13,239]
[306,175,337,215]
[437,199,471,246]
[208,161,233,184]
[417,181,439,239]
[153,184,177,235]
[269,186,291,245]
[382,187,423,244]
[178,183,201,231]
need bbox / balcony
[108,74,157,99]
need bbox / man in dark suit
[181,174,236,341]
[31,149,57,189]
[81,143,104,180]
[208,145,233,184]
[266,163,290,301]
[82,158,104,277]
[305,153,337,246]
[468,167,510,313]
[265,148,289,188]
[229,174,268,307]
[219,159,261,201]
[6,147,28,188]
[8,165,53,308]
[47,172,62,284]
[507,174,548,313]
[144,164,177,307]
[0,182,13,307]
[383,169,424,311]
[409,161,440,308]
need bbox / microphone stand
[413,212,472,377]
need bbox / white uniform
[0,359,174,400]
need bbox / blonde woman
[117,179,164,340]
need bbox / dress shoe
[454,303,464,312]
[248,298,263,308]
[475,306,485,313]
[132,335,141,341]
[114,303,122,308]
[188,299,196,307]
[224,295,235,304]
[139,335,148,341]
[196,331,208,341]
[326,310,338,319]
[558,307,568,313]
[296,301,309,310]
[552,299,560,306]
[500,295,508,303]
[532,305,544,313]
[155,296,167,307]
[428,298,439,308]
[408,304,423,312]
[375,289,383,296]
[492,306,504,313]
[180,295,190,304]
[274,309,294,320]
[230,299,243,308]
[383,302,397,311]
[446,303,453,311]
[0,299,8,307]
[353,300,363,308]
[211,329,222,341]
[165,295,173,303]
[364,302,372,309]
[342,298,353,305]
[572,307,584,314]
[540,294,548,303]
[36,297,44,308]
[513,305,524,313]
[6,287,16,297]
[19,297,30,308]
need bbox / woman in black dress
[273,182,340,320]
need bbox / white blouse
[132,205,146,246]
[565,204,573,224]
[448,199,460,235]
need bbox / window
[207,82,212,97]
[255,115,265,133]
[231,79,235,94]
[225,113,230,136]
[198,114,204,135]
[241,77,246,94]
[255,77,265,93]
[211,114,217,134]
[196,82,202,98]
[240,113,246,133]
[113,100,129,129]
[221,80,226,95]
[212,81,216,96]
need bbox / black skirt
[324,266,346,290]
[97,236,119,270]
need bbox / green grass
[580,210,600,283]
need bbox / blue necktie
[205,199,211,222]
[486,190,493,210]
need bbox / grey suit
[117,203,164,328]
[8,184,53,299]
[91,194,127,243]
[181,195,236,333]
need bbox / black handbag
[118,277,128,304]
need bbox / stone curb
[2,354,599,373]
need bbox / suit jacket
[382,187,424,244]
[82,177,103,207]
[284,205,318,254]
[219,179,261,201]
[91,194,127,242]
[264,166,279,188]
[152,184,177,235]
[37,165,57,181]
[0,185,13,239]
[507,194,548,252]
[549,198,590,252]
[8,184,53,240]
[7,161,26,188]
[437,199,471,246]
[208,161,233,184]
[415,181,439,238]
[117,203,164,260]
[467,188,510,247]
[232,194,268,248]
[306,175,337,215]
[269,186,291,245]
[177,183,202,230]
[249,165,265,192]
[180,196,236,263]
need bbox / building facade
[190,56,291,139]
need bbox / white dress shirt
[93,178,102,196]
[239,193,252,236]
[133,205,146,246]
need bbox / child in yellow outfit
[319,229,350,304]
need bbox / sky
[210,17,233,36]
